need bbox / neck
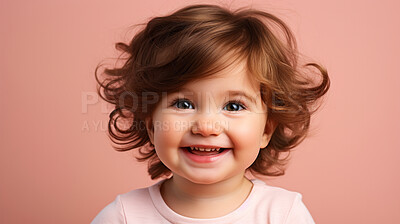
[160,173,254,218]
[166,173,250,199]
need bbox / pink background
[1,0,399,223]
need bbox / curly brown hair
[95,4,330,179]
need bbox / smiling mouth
[181,147,230,156]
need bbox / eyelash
[169,97,247,111]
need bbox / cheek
[153,115,185,149]
[153,124,175,147]
[153,124,179,166]
[230,116,265,148]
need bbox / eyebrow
[225,90,257,104]
[176,88,258,104]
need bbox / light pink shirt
[91,179,315,224]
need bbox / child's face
[146,60,271,184]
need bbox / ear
[260,119,277,148]
[145,117,155,145]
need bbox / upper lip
[182,145,231,149]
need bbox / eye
[170,98,194,109]
[224,101,246,111]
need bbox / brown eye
[224,101,245,111]
[172,99,194,109]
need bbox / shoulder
[119,187,152,204]
[90,194,126,224]
[250,179,315,224]
[90,187,153,224]
[251,179,301,205]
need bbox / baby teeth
[189,147,220,152]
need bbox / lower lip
[181,148,231,163]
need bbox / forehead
[167,60,263,106]
[183,59,260,93]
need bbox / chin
[184,173,227,185]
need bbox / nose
[191,112,223,137]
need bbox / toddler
[92,4,330,224]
